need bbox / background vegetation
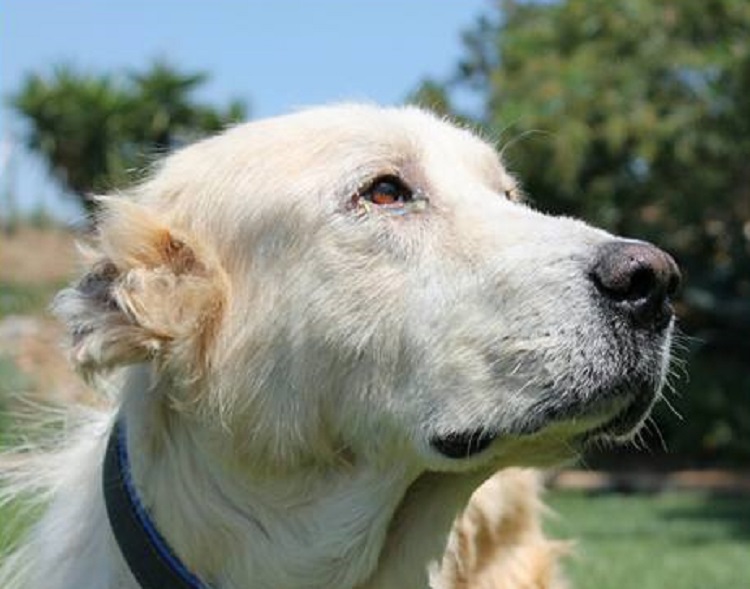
[11,60,246,213]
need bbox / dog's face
[60,105,678,472]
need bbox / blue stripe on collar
[103,418,212,589]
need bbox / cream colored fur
[0,104,673,588]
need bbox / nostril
[626,266,657,302]
[590,259,657,302]
[591,240,680,329]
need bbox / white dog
[0,104,679,589]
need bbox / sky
[1,0,489,223]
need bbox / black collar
[103,419,212,589]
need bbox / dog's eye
[361,176,413,206]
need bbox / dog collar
[103,419,212,589]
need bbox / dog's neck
[119,371,485,589]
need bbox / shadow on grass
[550,489,750,546]
[659,492,750,543]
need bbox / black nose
[590,240,681,330]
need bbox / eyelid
[369,175,410,193]
[354,174,429,213]
[359,175,411,203]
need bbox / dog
[0,104,679,589]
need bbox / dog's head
[56,104,679,471]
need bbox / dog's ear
[55,199,227,379]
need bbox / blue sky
[1,0,489,222]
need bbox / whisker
[498,128,555,160]
[647,417,669,453]
[660,394,684,421]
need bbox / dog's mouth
[586,386,658,441]
[430,382,659,460]
[429,429,498,459]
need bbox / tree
[12,67,132,207]
[127,60,245,152]
[12,61,246,213]
[412,0,750,464]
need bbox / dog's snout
[591,240,681,330]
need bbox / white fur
[0,104,673,589]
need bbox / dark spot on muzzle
[430,429,497,459]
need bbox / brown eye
[362,175,413,206]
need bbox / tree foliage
[12,61,246,212]
[412,0,750,463]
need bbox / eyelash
[356,176,517,209]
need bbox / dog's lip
[495,379,658,441]
[429,429,498,459]
[428,382,658,459]
[587,387,657,440]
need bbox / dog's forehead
[335,106,505,190]
[212,104,507,187]
[140,104,515,233]
[261,104,494,153]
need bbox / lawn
[0,355,30,446]
[0,357,33,557]
[546,490,750,589]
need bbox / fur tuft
[53,199,228,380]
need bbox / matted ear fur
[54,198,228,380]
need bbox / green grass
[0,499,33,558]
[0,357,36,557]
[0,355,31,446]
[0,280,64,317]
[547,490,750,589]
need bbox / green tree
[12,61,246,213]
[128,60,245,152]
[412,0,750,464]
[11,66,132,207]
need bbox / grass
[0,356,31,446]
[0,357,33,557]
[0,280,64,317]
[0,500,33,559]
[547,490,750,589]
